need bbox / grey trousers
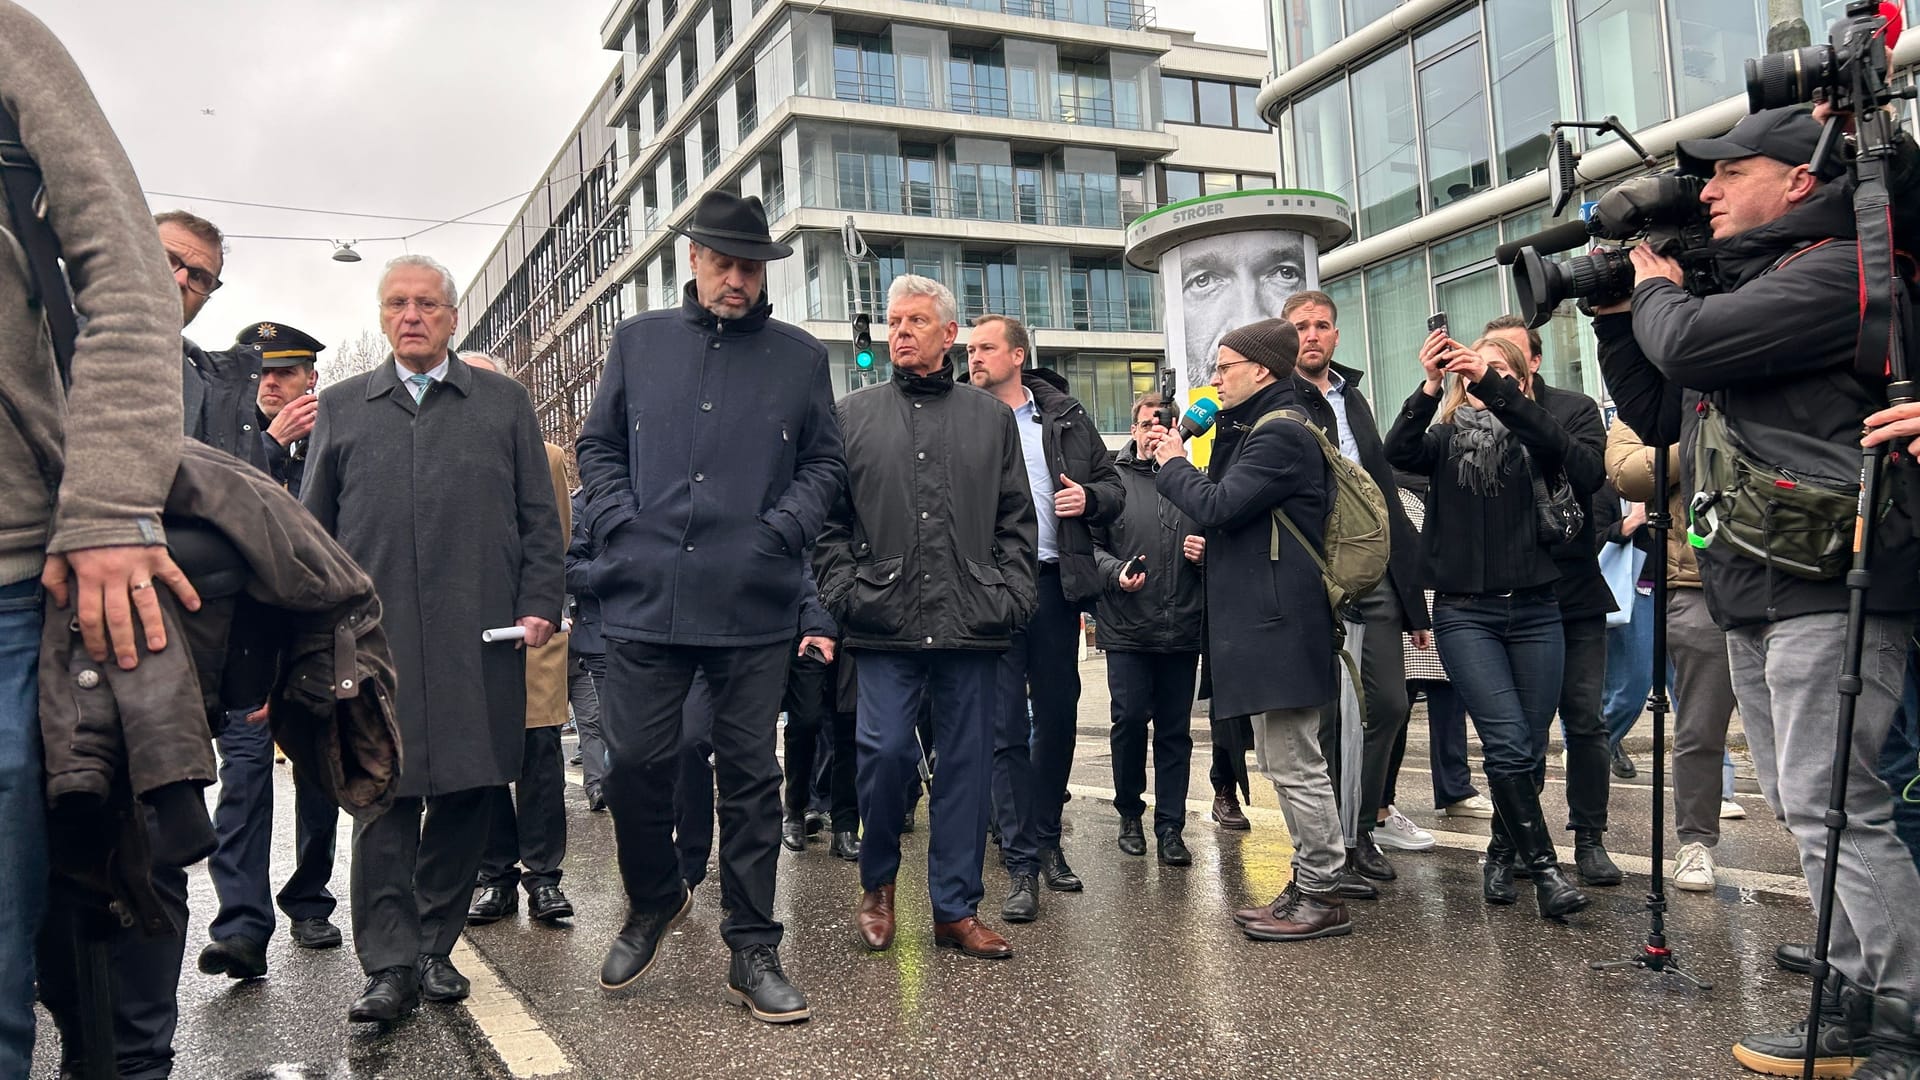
[1668,589,1735,846]
[1729,612,1920,1001]
[1319,616,1367,847]
[572,649,606,790]
[1253,705,1346,893]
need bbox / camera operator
[1146,319,1350,943]
[1594,105,1920,1078]
[1384,333,1592,923]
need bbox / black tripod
[1590,444,1711,990]
[1798,33,1916,1074]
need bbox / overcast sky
[31,0,1268,364]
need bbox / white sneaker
[1373,805,1436,851]
[1720,798,1747,820]
[1672,842,1717,892]
[1442,794,1495,819]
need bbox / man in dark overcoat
[575,191,843,1024]
[302,254,564,1023]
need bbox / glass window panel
[1198,80,1234,126]
[1345,0,1399,32]
[1487,0,1566,182]
[1668,0,1760,113]
[1283,0,1343,66]
[1203,171,1237,196]
[1234,84,1264,130]
[1164,168,1202,204]
[1324,274,1367,381]
[1574,0,1668,134]
[1431,225,1498,276]
[1240,172,1275,189]
[1352,46,1419,236]
[1435,267,1504,346]
[1415,8,1478,61]
[1292,79,1354,204]
[1419,36,1491,208]
[1163,76,1196,123]
[1365,250,1429,400]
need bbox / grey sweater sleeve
[1,2,182,555]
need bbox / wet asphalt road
[31,657,1829,1080]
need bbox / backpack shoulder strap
[1249,408,1331,571]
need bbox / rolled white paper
[481,626,528,644]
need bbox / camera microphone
[1178,397,1219,440]
[1495,219,1595,265]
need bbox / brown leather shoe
[1233,882,1296,927]
[933,916,1012,959]
[1242,887,1352,942]
[1211,792,1251,831]
[856,885,895,952]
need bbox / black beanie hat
[1218,318,1299,380]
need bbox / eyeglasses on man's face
[382,297,450,315]
[1213,359,1257,375]
[166,251,222,297]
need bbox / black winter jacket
[575,284,846,646]
[1294,363,1429,629]
[1019,369,1125,606]
[1384,372,1572,597]
[813,362,1038,651]
[1534,377,1613,620]
[257,409,307,498]
[182,339,271,473]
[1600,179,1920,626]
[1090,443,1203,653]
[1156,380,1334,716]
[564,487,605,655]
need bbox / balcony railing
[701,143,722,174]
[825,181,1141,231]
[738,104,758,139]
[833,71,897,107]
[829,69,1148,130]
[682,67,701,96]
[897,0,1156,31]
[715,25,734,54]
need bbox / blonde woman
[1384,333,1590,921]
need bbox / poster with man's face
[1164,229,1320,392]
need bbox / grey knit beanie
[1217,318,1299,380]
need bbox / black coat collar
[678,281,773,333]
[893,361,957,397]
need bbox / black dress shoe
[1574,830,1623,887]
[289,917,342,950]
[803,809,828,836]
[528,884,575,922]
[600,889,692,991]
[1610,743,1637,779]
[1001,874,1039,923]
[467,884,517,925]
[829,830,861,861]
[1157,832,1192,866]
[348,967,419,1023]
[1040,848,1083,892]
[569,750,583,767]
[1350,835,1397,882]
[1776,941,1814,975]
[585,785,606,812]
[1117,816,1147,857]
[417,954,470,1002]
[1331,865,1379,901]
[197,936,267,980]
[781,818,807,852]
[724,944,811,1023]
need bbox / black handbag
[1532,467,1586,546]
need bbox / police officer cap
[235,321,326,369]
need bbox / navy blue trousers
[208,711,273,945]
[855,649,997,924]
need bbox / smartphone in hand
[1426,311,1449,336]
[1123,554,1148,578]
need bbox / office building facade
[459,0,1275,449]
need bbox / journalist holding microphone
[1383,332,1590,922]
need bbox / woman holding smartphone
[1385,331,1590,920]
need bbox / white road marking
[451,938,573,1078]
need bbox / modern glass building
[459,0,1276,449]
[1258,0,1919,402]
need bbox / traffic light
[852,313,874,370]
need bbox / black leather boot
[1855,991,1920,1080]
[1574,829,1623,886]
[1489,776,1589,920]
[1482,814,1518,906]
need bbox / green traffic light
[855,350,874,370]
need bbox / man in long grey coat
[302,254,565,1024]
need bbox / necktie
[408,373,431,403]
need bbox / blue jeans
[1880,641,1920,875]
[1432,591,1565,783]
[1602,589,1654,749]
[0,580,45,1074]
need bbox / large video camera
[1507,171,1718,328]
[1748,0,1894,118]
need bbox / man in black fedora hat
[577,189,844,1023]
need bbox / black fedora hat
[671,190,793,261]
